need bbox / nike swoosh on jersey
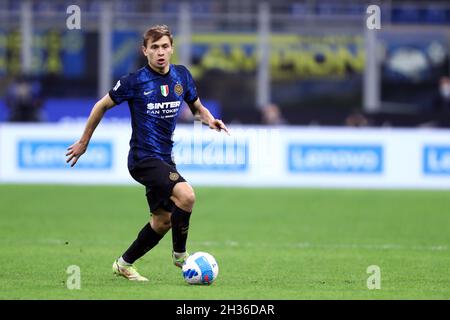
[144,90,154,95]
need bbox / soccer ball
[182,252,219,285]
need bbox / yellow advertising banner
[174,34,365,80]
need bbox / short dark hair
[143,25,173,47]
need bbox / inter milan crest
[174,83,183,96]
[160,85,169,97]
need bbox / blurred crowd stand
[437,76,450,113]
[260,103,287,125]
[5,74,44,122]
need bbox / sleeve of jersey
[183,68,199,104]
[108,75,133,105]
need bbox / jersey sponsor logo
[288,144,383,174]
[423,146,450,175]
[147,101,181,110]
[160,85,169,97]
[18,140,113,169]
[146,101,181,118]
[143,90,154,95]
[113,80,121,91]
[174,83,183,96]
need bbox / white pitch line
[189,241,448,252]
[6,239,448,252]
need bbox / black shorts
[129,157,186,213]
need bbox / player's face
[142,36,173,73]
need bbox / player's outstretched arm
[188,98,230,135]
[66,94,116,167]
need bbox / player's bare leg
[170,182,195,267]
[150,208,172,235]
[113,208,171,281]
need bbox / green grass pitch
[0,185,449,299]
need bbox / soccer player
[66,25,229,281]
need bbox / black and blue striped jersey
[109,64,198,169]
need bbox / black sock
[171,206,192,253]
[122,223,163,264]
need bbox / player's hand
[66,141,88,167]
[208,119,230,135]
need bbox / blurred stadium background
[0,0,449,299]
[1,0,450,126]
